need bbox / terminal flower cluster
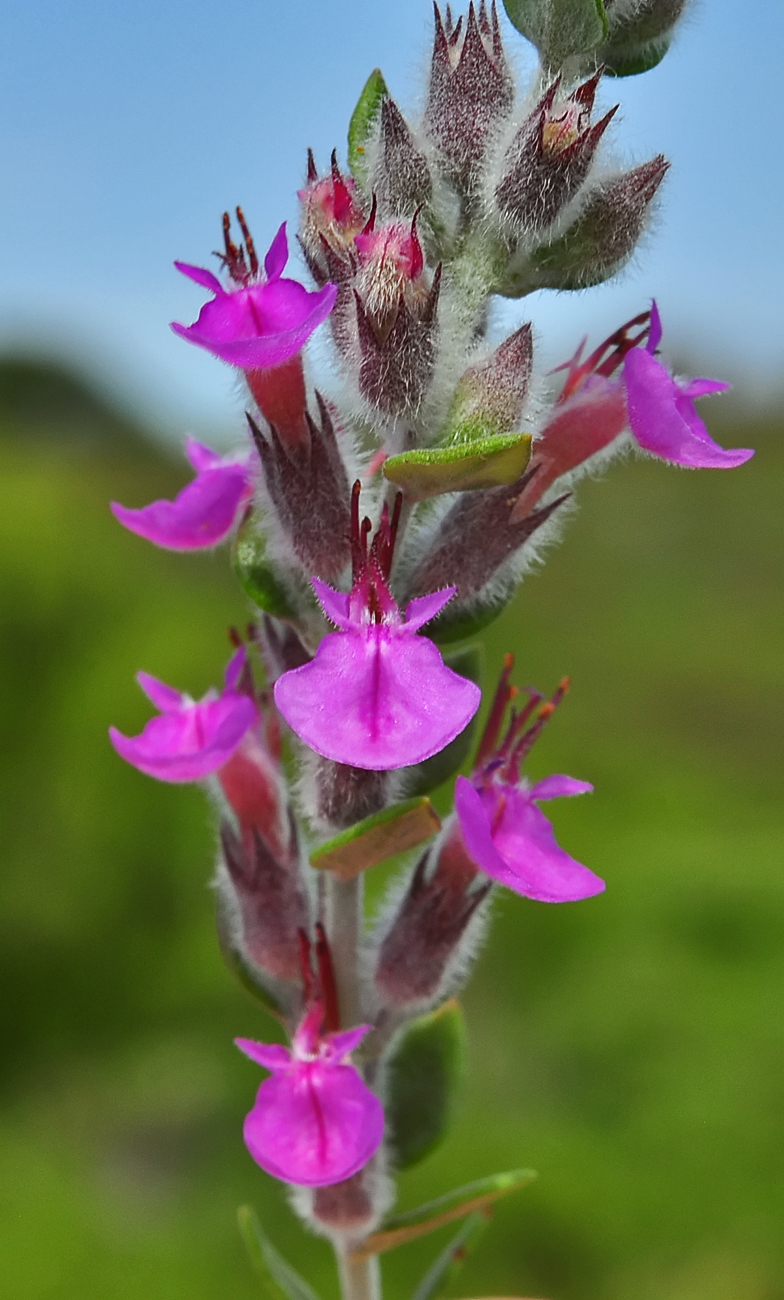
[105,2,754,1292]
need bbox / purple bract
[111,437,254,550]
[109,646,257,782]
[273,488,481,770]
[171,223,337,370]
[236,1003,384,1187]
[454,663,604,903]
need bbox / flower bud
[218,816,309,987]
[526,154,669,290]
[405,466,568,603]
[599,0,689,77]
[495,72,617,233]
[442,323,533,442]
[247,393,352,581]
[299,150,367,285]
[372,98,433,218]
[425,2,514,193]
[374,819,491,1009]
[353,218,442,417]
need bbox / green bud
[310,797,441,880]
[232,513,297,620]
[599,0,688,76]
[348,68,389,188]
[383,433,531,501]
[503,0,608,69]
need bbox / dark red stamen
[506,676,570,778]
[315,922,341,1033]
[235,206,259,278]
[361,194,378,237]
[475,653,517,767]
[306,147,318,183]
[559,310,651,403]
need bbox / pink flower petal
[624,348,753,469]
[312,578,351,630]
[455,777,605,903]
[184,436,226,472]
[264,223,289,281]
[243,1061,384,1186]
[325,1025,373,1061]
[529,774,594,801]
[235,1038,292,1072]
[111,464,252,550]
[679,378,731,400]
[109,692,256,782]
[174,261,224,295]
[224,645,247,693]
[274,627,480,770]
[170,280,337,370]
[404,587,457,632]
[135,672,185,712]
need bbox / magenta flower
[623,303,753,469]
[111,437,254,550]
[518,304,754,518]
[171,222,337,369]
[454,663,604,903]
[236,1003,384,1187]
[109,646,257,782]
[273,486,481,770]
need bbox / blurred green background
[0,358,781,1300]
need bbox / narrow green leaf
[348,68,389,184]
[232,515,297,620]
[502,0,608,67]
[386,999,466,1171]
[384,1169,538,1230]
[383,434,531,501]
[407,645,483,797]
[411,1213,491,1300]
[310,797,441,880]
[238,1206,322,1300]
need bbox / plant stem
[335,1244,381,1300]
[325,873,363,1028]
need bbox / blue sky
[0,0,781,437]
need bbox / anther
[235,206,259,277]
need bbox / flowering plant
[109,3,752,1297]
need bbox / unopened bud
[425,2,514,192]
[247,393,352,581]
[443,323,533,442]
[495,73,617,232]
[599,0,689,77]
[218,815,309,986]
[353,219,442,417]
[374,819,490,1009]
[406,465,568,602]
[373,98,433,217]
[299,151,367,284]
[527,154,669,290]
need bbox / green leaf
[310,797,441,880]
[386,999,466,1171]
[384,1168,538,1230]
[383,434,531,501]
[411,1212,491,1300]
[238,1206,322,1300]
[429,591,514,646]
[348,68,389,185]
[232,514,297,620]
[356,1168,538,1259]
[502,0,608,68]
[407,644,483,797]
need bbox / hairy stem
[336,1245,381,1300]
[325,873,364,1028]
